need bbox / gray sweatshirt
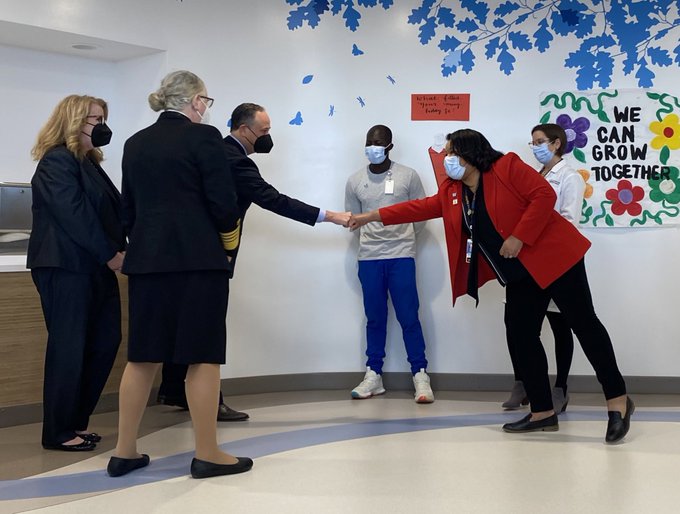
[345,161,426,261]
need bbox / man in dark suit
[158,103,350,421]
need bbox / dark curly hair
[446,129,504,173]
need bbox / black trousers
[506,310,575,390]
[505,259,626,412]
[32,267,121,446]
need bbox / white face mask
[198,98,211,125]
[365,145,387,165]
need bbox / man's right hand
[325,210,351,227]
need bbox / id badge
[385,179,394,195]
[465,238,473,263]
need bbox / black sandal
[43,440,96,452]
[77,432,102,443]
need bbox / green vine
[592,200,613,226]
[540,90,618,123]
[580,198,593,224]
[647,92,680,121]
[629,199,680,226]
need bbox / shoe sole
[415,395,434,404]
[351,389,386,399]
[502,425,559,433]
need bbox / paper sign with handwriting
[411,94,470,121]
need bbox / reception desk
[0,256,131,413]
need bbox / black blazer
[121,111,240,274]
[223,135,319,272]
[27,145,124,273]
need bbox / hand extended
[107,251,125,272]
[499,235,523,259]
[348,210,380,232]
[325,210,351,227]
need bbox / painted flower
[556,114,591,153]
[577,169,593,198]
[605,180,645,216]
[649,166,680,204]
[649,113,680,150]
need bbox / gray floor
[1,389,676,481]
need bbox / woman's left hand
[500,235,523,259]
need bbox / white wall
[1,0,678,379]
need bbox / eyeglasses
[199,95,214,108]
[529,138,554,146]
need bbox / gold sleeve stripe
[220,219,241,251]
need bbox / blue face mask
[444,155,466,180]
[365,145,387,165]
[531,143,554,165]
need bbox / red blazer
[380,153,591,305]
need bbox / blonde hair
[31,95,108,163]
[148,70,206,112]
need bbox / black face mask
[253,134,274,153]
[246,126,273,154]
[84,122,113,148]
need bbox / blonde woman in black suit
[28,95,124,452]
[108,71,252,479]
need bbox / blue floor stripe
[1,410,678,501]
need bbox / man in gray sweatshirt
[345,124,434,403]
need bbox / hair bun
[148,91,166,112]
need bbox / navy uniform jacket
[121,111,240,274]
[27,145,124,273]
[223,135,319,273]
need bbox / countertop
[0,255,28,272]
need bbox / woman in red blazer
[349,129,633,443]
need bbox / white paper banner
[539,89,680,227]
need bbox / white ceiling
[0,20,164,61]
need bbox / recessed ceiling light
[71,43,99,51]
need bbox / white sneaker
[351,368,386,399]
[413,369,434,403]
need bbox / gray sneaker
[552,387,569,414]
[502,381,528,410]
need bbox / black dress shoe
[78,432,102,443]
[43,440,96,452]
[605,396,635,444]
[502,413,559,433]
[217,404,249,422]
[107,454,151,477]
[190,457,253,479]
[157,394,189,410]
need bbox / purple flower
[556,114,591,153]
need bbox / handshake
[325,211,374,231]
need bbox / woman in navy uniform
[108,71,252,479]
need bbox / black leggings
[505,259,626,412]
[506,310,574,391]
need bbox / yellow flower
[577,169,593,198]
[650,113,680,150]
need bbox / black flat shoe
[605,396,635,444]
[78,432,102,443]
[107,454,150,477]
[502,413,559,433]
[190,457,253,479]
[43,440,96,452]
[217,404,249,422]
